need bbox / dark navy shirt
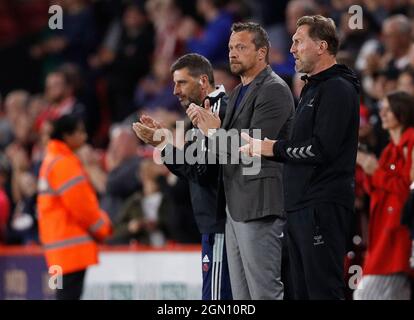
[234,84,250,111]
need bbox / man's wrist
[269,140,276,156]
[263,139,276,156]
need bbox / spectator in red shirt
[35,70,86,131]
[355,91,414,300]
[0,153,10,243]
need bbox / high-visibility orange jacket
[37,140,112,274]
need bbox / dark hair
[58,63,83,94]
[296,15,339,56]
[170,53,215,87]
[50,114,84,141]
[400,67,414,83]
[48,69,70,85]
[231,22,270,63]
[374,66,400,80]
[123,0,147,13]
[0,153,10,176]
[214,62,239,77]
[46,69,77,98]
[386,91,414,131]
[211,0,230,9]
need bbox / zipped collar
[301,64,360,93]
[208,84,226,98]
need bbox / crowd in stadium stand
[1,0,414,297]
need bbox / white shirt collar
[208,84,226,98]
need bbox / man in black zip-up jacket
[277,64,359,212]
[133,54,232,300]
[241,16,360,299]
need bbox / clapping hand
[132,115,168,148]
[239,132,276,157]
[186,99,221,136]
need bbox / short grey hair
[384,14,412,35]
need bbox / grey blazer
[216,66,295,222]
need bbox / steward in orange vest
[37,114,112,300]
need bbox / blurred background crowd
[1,0,414,291]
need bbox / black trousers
[56,269,86,300]
[286,203,351,300]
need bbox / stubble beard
[295,57,315,74]
[230,63,245,76]
[181,95,203,110]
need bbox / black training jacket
[161,87,227,234]
[273,64,360,212]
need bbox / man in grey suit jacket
[187,22,295,299]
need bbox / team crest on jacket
[202,254,210,271]
[313,234,325,246]
[306,97,315,107]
